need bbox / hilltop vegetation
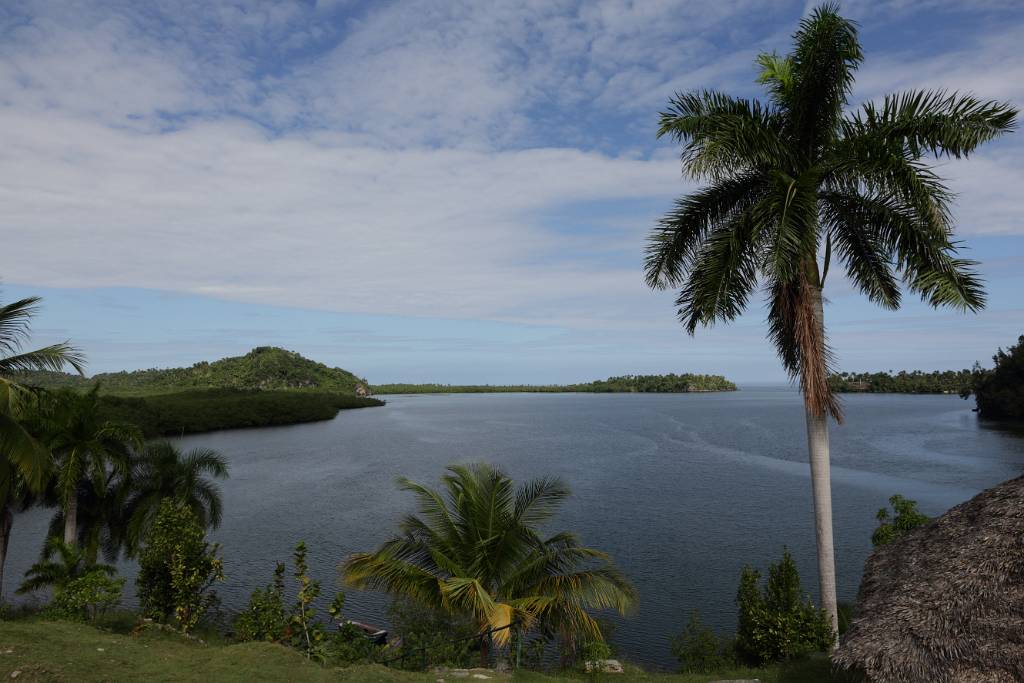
[14,347,370,397]
[828,370,973,394]
[373,373,736,394]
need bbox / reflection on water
[7,388,1023,668]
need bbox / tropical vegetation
[373,373,735,394]
[963,334,1024,420]
[644,2,1016,631]
[14,346,369,397]
[343,464,637,665]
[829,369,972,394]
[0,296,85,598]
[871,495,930,547]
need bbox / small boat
[342,620,388,645]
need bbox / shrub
[48,570,125,621]
[735,548,833,665]
[136,500,224,633]
[872,494,930,546]
[288,540,327,662]
[386,597,475,669]
[235,562,287,642]
[670,611,736,673]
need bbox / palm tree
[644,4,1016,634]
[123,441,228,554]
[34,387,142,546]
[43,472,133,565]
[16,536,115,595]
[343,464,636,664]
[0,295,84,597]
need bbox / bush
[385,597,476,669]
[48,570,125,621]
[235,562,287,642]
[670,611,736,673]
[735,548,833,665]
[872,494,929,547]
[136,500,224,633]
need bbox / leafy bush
[670,611,736,673]
[47,570,125,621]
[235,562,287,642]
[872,494,930,546]
[385,597,476,669]
[735,549,833,665]
[136,500,224,633]
[288,541,327,662]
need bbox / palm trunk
[64,494,78,546]
[805,282,839,641]
[0,505,12,600]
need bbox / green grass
[0,619,849,683]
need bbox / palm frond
[847,90,1017,159]
[645,172,767,290]
[657,91,785,180]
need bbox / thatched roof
[834,476,1024,682]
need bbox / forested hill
[828,370,973,394]
[13,346,370,397]
[373,373,737,394]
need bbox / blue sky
[2,0,1022,383]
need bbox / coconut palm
[343,464,635,663]
[16,536,115,595]
[123,441,228,554]
[0,295,84,597]
[644,4,1016,634]
[33,387,142,546]
[43,473,133,564]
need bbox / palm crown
[644,3,1016,419]
[343,463,635,648]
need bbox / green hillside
[373,373,737,394]
[13,346,370,397]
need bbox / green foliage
[384,597,476,669]
[965,335,1024,420]
[289,540,327,662]
[94,389,382,438]
[13,346,368,397]
[372,373,735,394]
[136,500,223,633]
[48,570,125,621]
[735,549,833,666]
[829,369,974,394]
[234,562,287,642]
[17,537,116,595]
[670,611,737,673]
[343,464,636,654]
[872,494,930,547]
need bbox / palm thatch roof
[834,475,1024,682]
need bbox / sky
[2,0,1023,384]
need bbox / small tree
[872,494,930,546]
[50,571,125,621]
[235,562,287,642]
[735,549,833,665]
[290,540,325,660]
[136,499,223,633]
[671,611,735,673]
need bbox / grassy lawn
[0,619,844,683]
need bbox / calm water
[7,387,1024,668]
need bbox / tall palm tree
[343,464,636,663]
[43,468,134,565]
[33,387,142,546]
[0,295,84,597]
[123,441,228,554]
[16,536,115,595]
[644,4,1016,634]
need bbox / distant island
[828,370,973,395]
[373,373,737,394]
[12,347,382,436]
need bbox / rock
[450,671,469,678]
[97,647,105,652]
[584,659,624,674]
[10,672,20,679]
[708,680,761,683]
[471,675,490,680]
